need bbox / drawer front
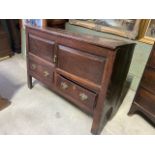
[57,45,106,85]
[29,54,54,85]
[28,34,55,63]
[135,87,155,116]
[149,49,155,68]
[141,67,155,95]
[56,74,97,111]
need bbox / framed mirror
[138,19,155,44]
[69,19,141,39]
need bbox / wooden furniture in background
[129,43,155,124]
[6,19,21,53]
[0,21,12,58]
[26,25,135,134]
[43,19,68,29]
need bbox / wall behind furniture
[65,22,153,91]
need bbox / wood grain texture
[26,25,135,134]
[56,74,97,112]
[149,48,155,68]
[26,25,133,50]
[29,34,55,63]
[0,30,13,58]
[57,45,106,85]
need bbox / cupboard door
[57,45,106,85]
[28,34,55,63]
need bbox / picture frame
[22,19,47,29]
[138,19,155,45]
[69,19,141,39]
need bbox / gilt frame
[138,19,155,45]
[69,19,141,39]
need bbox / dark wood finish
[0,22,12,58]
[129,44,155,125]
[57,45,106,85]
[149,48,155,68]
[6,19,21,53]
[141,67,155,94]
[29,34,56,63]
[46,19,68,29]
[26,25,135,134]
[56,74,97,112]
[28,53,55,86]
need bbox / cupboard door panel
[28,34,55,63]
[57,45,106,85]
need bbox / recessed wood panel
[57,45,106,85]
[28,34,55,63]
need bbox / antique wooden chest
[26,25,135,134]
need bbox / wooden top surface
[26,25,135,50]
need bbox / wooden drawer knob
[79,93,88,101]
[61,82,69,90]
[43,71,50,77]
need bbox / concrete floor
[0,54,154,134]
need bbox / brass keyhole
[31,64,36,70]
[53,54,57,63]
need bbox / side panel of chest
[149,46,155,68]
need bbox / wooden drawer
[56,74,97,111]
[29,54,54,85]
[28,34,56,63]
[141,67,155,95]
[149,49,155,68]
[135,87,155,118]
[57,45,106,85]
